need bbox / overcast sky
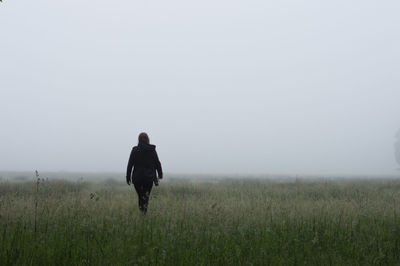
[1,0,399,176]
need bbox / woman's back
[130,142,162,183]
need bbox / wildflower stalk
[34,170,40,234]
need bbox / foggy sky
[1,0,400,175]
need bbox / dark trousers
[133,181,153,214]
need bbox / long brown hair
[138,132,150,144]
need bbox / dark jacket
[126,142,163,184]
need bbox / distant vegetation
[1,177,400,265]
[395,129,400,167]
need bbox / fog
[1,0,399,176]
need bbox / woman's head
[138,132,150,144]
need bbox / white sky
[1,0,400,175]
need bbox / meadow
[1,175,400,265]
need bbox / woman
[126,132,163,213]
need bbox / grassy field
[1,176,400,265]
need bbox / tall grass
[1,177,400,265]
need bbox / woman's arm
[154,150,163,179]
[126,148,135,185]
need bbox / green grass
[1,177,400,265]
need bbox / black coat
[126,142,163,184]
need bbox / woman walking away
[126,132,163,214]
